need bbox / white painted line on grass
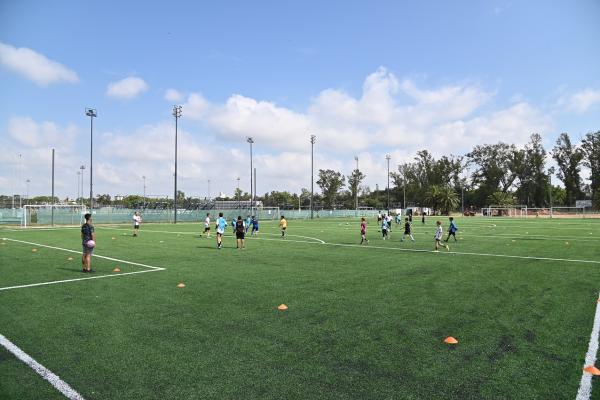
[0,333,85,400]
[0,269,163,292]
[576,293,600,400]
[2,238,165,270]
[98,226,327,244]
[0,238,166,292]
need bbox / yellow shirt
[280,218,287,229]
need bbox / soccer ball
[86,240,96,248]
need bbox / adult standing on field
[81,213,95,272]
[132,211,142,237]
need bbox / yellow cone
[565,242,569,245]
[444,336,458,344]
[278,304,288,311]
[584,365,600,375]
[177,282,186,288]
[67,257,73,261]
[112,237,116,240]
[113,267,121,272]
[31,248,37,253]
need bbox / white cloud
[106,76,149,99]
[182,93,210,120]
[0,41,79,86]
[567,89,600,113]
[165,88,184,102]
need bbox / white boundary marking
[0,333,85,399]
[576,293,600,400]
[1,238,165,291]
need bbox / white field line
[98,226,327,244]
[576,293,600,400]
[0,333,85,400]
[0,238,165,292]
[98,226,600,265]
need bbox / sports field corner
[1,216,600,399]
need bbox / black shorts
[134,224,140,229]
[404,230,410,235]
[204,226,210,232]
[236,232,245,239]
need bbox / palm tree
[424,185,442,214]
[438,186,459,215]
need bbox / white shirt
[133,215,142,225]
[204,217,210,227]
[435,225,443,240]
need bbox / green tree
[347,169,366,210]
[552,133,584,206]
[438,186,459,215]
[96,194,112,206]
[486,191,515,206]
[581,131,600,209]
[424,185,442,214]
[316,169,345,209]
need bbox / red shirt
[360,221,366,234]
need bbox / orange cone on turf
[278,304,288,311]
[177,282,186,288]
[584,365,600,375]
[113,267,121,272]
[444,337,459,344]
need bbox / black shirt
[81,223,94,244]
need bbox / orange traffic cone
[278,304,288,311]
[177,282,186,288]
[584,365,600,375]
[113,267,121,272]
[444,337,459,344]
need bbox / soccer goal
[256,207,281,220]
[22,204,87,227]
[484,205,527,217]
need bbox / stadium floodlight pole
[354,156,359,212]
[79,165,85,208]
[461,185,464,217]
[385,154,391,210]
[246,137,254,211]
[207,179,211,200]
[77,171,81,203]
[172,105,182,224]
[236,177,240,204]
[26,179,30,205]
[310,135,316,219]
[85,108,97,210]
[18,153,22,208]
[51,149,55,227]
[142,176,146,209]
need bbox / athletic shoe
[82,269,87,273]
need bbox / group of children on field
[201,212,287,250]
[366,213,458,251]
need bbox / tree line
[4,131,597,213]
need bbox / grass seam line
[0,333,85,400]
[576,292,600,400]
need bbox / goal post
[22,204,87,227]
[484,205,527,217]
[549,206,586,218]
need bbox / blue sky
[1,0,599,199]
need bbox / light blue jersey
[217,217,227,232]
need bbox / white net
[22,204,87,227]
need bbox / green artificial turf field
[1,216,600,399]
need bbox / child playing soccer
[445,217,458,242]
[401,217,415,242]
[434,220,450,251]
[216,212,227,249]
[231,217,236,234]
[245,215,252,233]
[235,215,246,249]
[360,217,369,245]
[381,214,389,240]
[279,215,287,238]
[203,213,211,238]
[81,213,95,272]
[251,216,259,236]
